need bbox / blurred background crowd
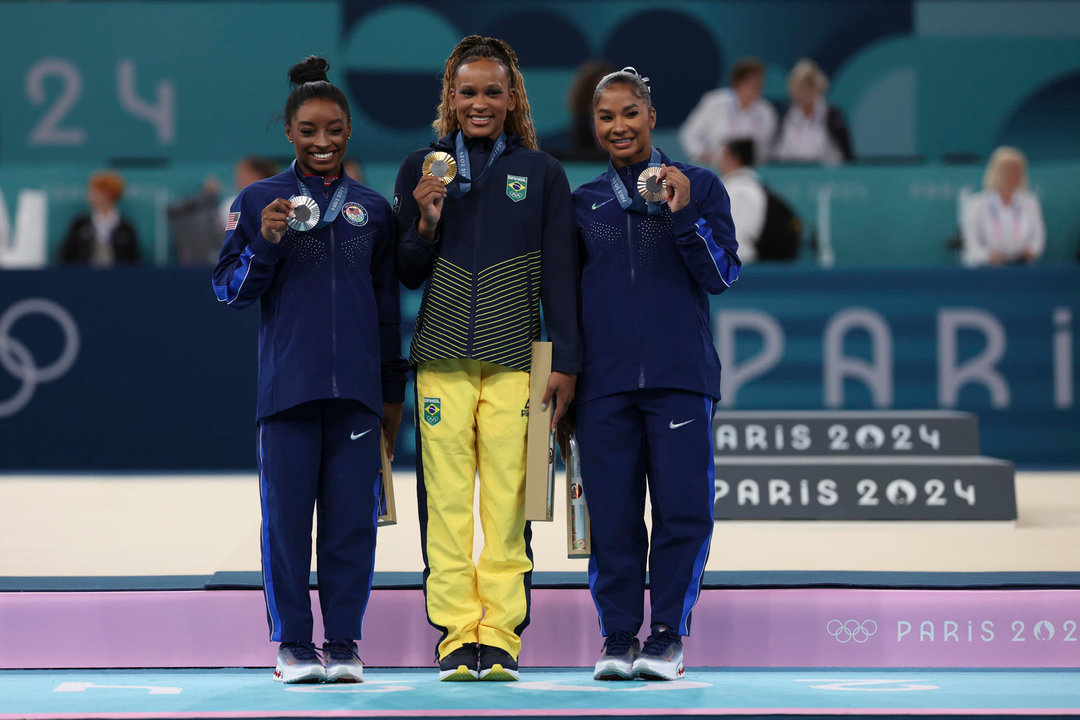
[1,0,1078,271]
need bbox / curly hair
[433,35,537,150]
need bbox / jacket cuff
[552,358,583,375]
[382,378,406,404]
[250,234,284,262]
[670,203,703,238]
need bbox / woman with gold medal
[393,36,581,682]
[569,68,741,681]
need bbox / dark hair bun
[289,56,330,87]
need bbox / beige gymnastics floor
[1,472,1079,577]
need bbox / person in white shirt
[962,146,1045,266]
[680,58,776,167]
[774,59,853,165]
[718,139,766,263]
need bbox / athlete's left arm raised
[670,170,741,294]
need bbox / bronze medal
[637,166,666,204]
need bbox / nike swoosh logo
[350,429,374,440]
[669,419,695,430]
[591,198,615,210]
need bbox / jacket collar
[433,131,522,153]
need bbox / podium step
[713,456,1016,520]
[2,581,1077,669]
[713,411,980,456]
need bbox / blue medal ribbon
[447,131,507,199]
[606,146,663,215]
[290,160,349,229]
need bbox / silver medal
[637,166,666,204]
[286,195,321,232]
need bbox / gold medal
[637,166,666,204]
[286,195,320,232]
[422,151,457,185]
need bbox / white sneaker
[632,624,685,681]
[593,631,640,680]
[274,642,326,683]
[323,640,364,683]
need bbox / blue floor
[1,668,1079,718]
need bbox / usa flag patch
[226,212,240,231]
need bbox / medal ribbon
[606,146,662,215]
[448,131,507,199]
[290,160,349,229]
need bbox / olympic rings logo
[826,619,878,644]
[0,298,80,418]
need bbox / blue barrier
[0,267,1076,470]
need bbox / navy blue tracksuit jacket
[212,167,406,643]
[571,148,740,638]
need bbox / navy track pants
[256,399,381,643]
[576,389,716,637]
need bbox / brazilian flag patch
[423,397,442,427]
[506,175,528,202]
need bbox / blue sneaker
[323,640,364,683]
[274,642,325,683]
[438,643,479,681]
[632,624,684,680]
[593,630,640,680]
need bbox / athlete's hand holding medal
[415,151,456,242]
[654,165,690,213]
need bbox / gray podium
[712,411,1016,521]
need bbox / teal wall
[2,1,1079,164]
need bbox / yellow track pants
[415,358,532,660]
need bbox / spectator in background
[962,146,1045,266]
[344,157,365,184]
[220,155,278,228]
[58,171,140,266]
[680,58,776,167]
[558,59,613,161]
[718,139,766,263]
[773,59,853,165]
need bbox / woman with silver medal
[567,67,741,682]
[212,56,407,685]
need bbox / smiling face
[286,98,351,176]
[593,83,656,168]
[451,58,516,140]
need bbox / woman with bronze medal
[569,68,741,681]
[394,36,581,682]
[213,56,407,684]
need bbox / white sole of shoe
[593,660,635,681]
[632,660,684,681]
[273,666,326,683]
[325,666,364,683]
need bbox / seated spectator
[57,171,140,266]
[680,58,776,167]
[719,139,766,262]
[961,146,1045,266]
[720,139,802,262]
[219,155,278,228]
[773,59,853,165]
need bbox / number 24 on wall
[26,57,175,146]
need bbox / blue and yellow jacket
[394,132,582,375]
[571,149,740,404]
[212,168,407,421]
